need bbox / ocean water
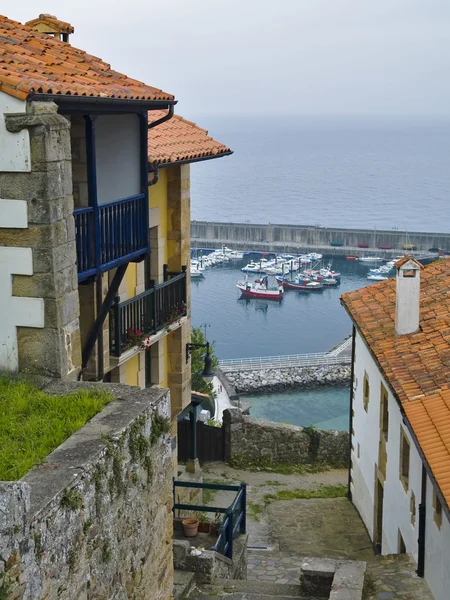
[246,387,350,431]
[190,117,450,233]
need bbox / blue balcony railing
[109,269,187,357]
[74,194,148,280]
[173,480,247,560]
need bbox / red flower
[129,327,134,333]
[136,330,141,336]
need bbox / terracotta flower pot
[182,519,199,537]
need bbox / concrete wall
[95,114,141,204]
[0,381,173,600]
[191,221,450,254]
[223,408,349,466]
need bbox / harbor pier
[191,221,450,258]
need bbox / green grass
[228,455,333,475]
[247,501,264,522]
[0,376,112,481]
[263,485,347,503]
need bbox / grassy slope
[0,377,112,481]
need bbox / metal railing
[219,352,351,372]
[173,480,246,560]
[74,194,148,280]
[109,268,187,357]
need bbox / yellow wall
[161,336,169,387]
[149,168,168,264]
[124,354,140,387]
[125,263,137,298]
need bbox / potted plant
[182,518,199,537]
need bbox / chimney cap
[395,255,423,271]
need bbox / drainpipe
[147,105,174,187]
[417,464,427,577]
[96,277,104,381]
[347,326,356,501]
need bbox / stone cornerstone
[0,382,173,600]
[223,408,349,466]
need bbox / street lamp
[185,341,215,381]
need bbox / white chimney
[395,256,422,335]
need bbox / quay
[219,337,352,373]
[191,221,450,258]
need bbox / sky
[9,1,450,121]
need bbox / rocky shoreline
[224,364,351,394]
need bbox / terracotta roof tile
[148,111,231,166]
[0,15,173,102]
[342,258,450,506]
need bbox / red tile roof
[25,14,74,34]
[0,15,173,102]
[342,258,450,506]
[148,111,231,165]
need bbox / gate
[178,420,225,464]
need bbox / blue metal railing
[110,269,187,356]
[74,194,148,280]
[173,480,247,560]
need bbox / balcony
[74,194,148,281]
[109,268,187,357]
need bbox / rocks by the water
[224,364,351,394]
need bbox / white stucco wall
[351,330,420,557]
[0,92,30,172]
[424,474,450,600]
[95,114,140,204]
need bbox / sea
[189,116,450,427]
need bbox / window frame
[399,428,410,492]
[363,371,370,412]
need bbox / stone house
[0,14,230,459]
[341,256,450,600]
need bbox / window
[433,490,442,529]
[380,384,389,440]
[410,491,416,526]
[399,429,410,491]
[363,372,370,412]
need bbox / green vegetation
[190,327,218,399]
[150,413,171,446]
[362,572,378,600]
[265,480,283,486]
[0,375,112,481]
[263,485,347,503]
[228,454,331,475]
[60,487,83,511]
[247,501,264,522]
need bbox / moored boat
[237,276,284,300]
[276,276,324,292]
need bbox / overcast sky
[10,1,450,120]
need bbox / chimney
[395,256,422,335]
[25,14,74,43]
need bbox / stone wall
[225,364,351,394]
[0,381,174,600]
[223,408,349,466]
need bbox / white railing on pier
[218,352,351,372]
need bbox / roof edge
[150,150,233,169]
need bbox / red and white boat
[237,276,284,300]
[276,276,323,292]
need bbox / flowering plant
[126,327,151,351]
[164,301,187,333]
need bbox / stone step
[191,579,302,597]
[173,569,196,599]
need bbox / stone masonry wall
[225,364,351,394]
[223,408,349,466]
[1,100,81,378]
[0,382,174,600]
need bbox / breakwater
[224,364,351,394]
[191,221,450,257]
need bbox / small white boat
[190,267,204,279]
[367,274,388,281]
[359,256,383,262]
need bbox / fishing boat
[237,276,284,300]
[346,256,358,261]
[276,276,323,292]
[359,256,383,262]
